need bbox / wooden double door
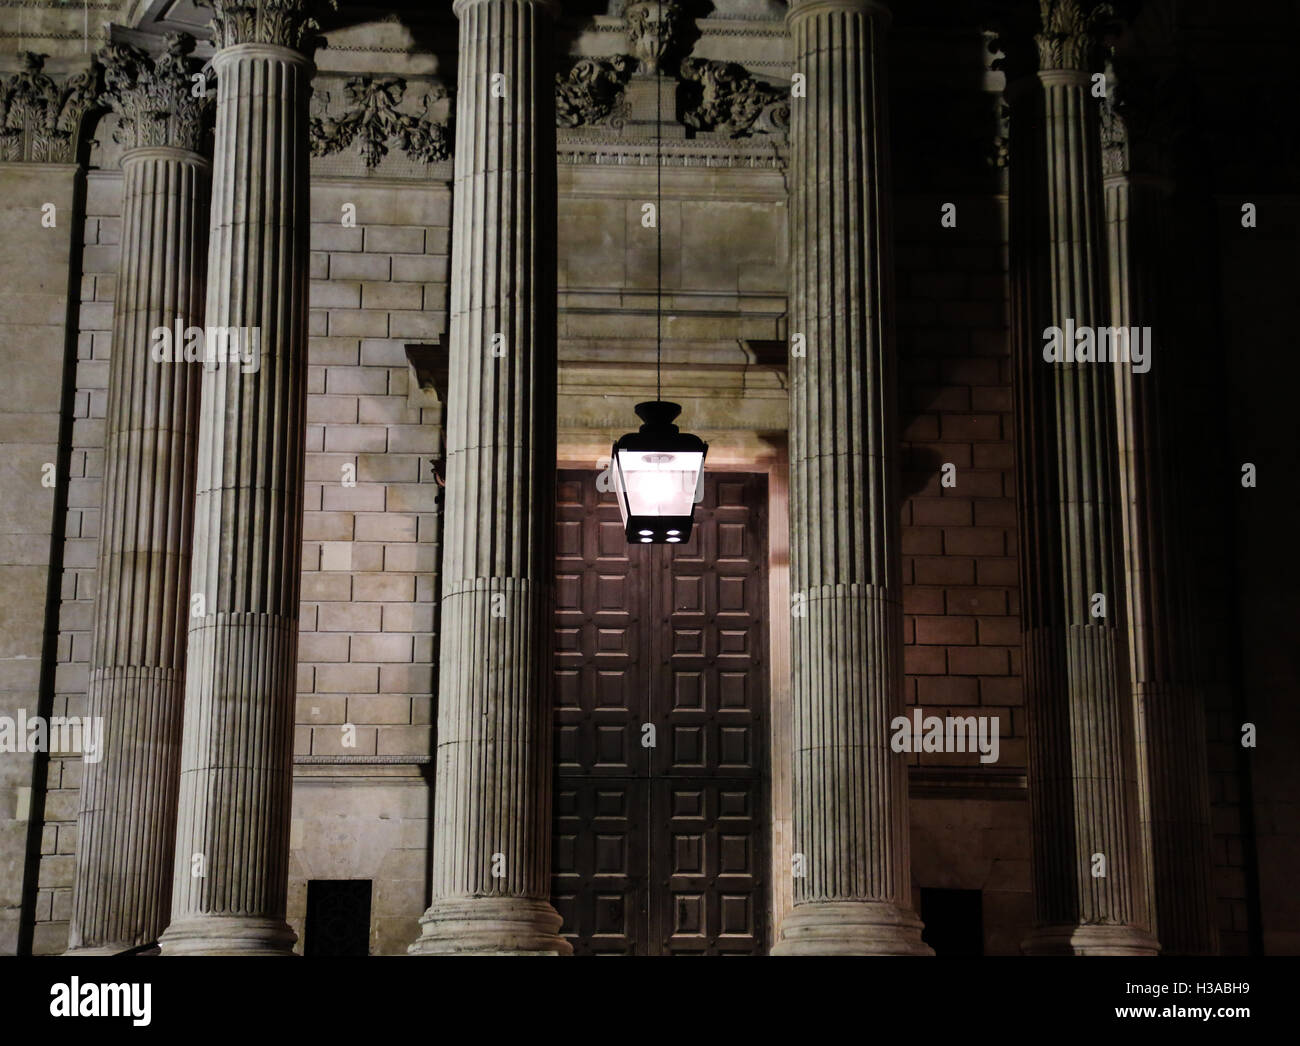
[550,469,770,955]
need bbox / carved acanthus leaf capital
[1035,0,1115,72]
[100,34,210,155]
[202,0,336,53]
[0,52,102,163]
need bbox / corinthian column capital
[99,34,209,156]
[1035,0,1114,72]
[0,52,102,164]
[203,0,335,53]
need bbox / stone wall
[0,162,82,954]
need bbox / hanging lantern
[611,401,707,544]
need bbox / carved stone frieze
[310,76,451,168]
[100,34,210,155]
[556,56,635,129]
[679,57,788,138]
[0,52,101,164]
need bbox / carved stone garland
[309,76,451,168]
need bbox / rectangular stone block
[328,309,389,338]
[352,574,415,602]
[347,695,413,725]
[301,573,353,601]
[358,396,418,425]
[322,484,387,512]
[386,424,438,454]
[365,226,425,254]
[382,484,440,512]
[312,224,364,252]
[310,279,362,308]
[318,601,382,633]
[297,694,346,723]
[330,253,391,281]
[324,425,387,453]
[388,311,444,340]
[351,633,415,663]
[299,632,350,663]
[358,338,412,367]
[377,725,433,756]
[302,512,355,541]
[356,454,421,484]
[947,646,1010,676]
[312,724,377,755]
[390,255,445,283]
[351,513,418,544]
[306,394,359,424]
[381,603,434,633]
[315,663,380,694]
[379,664,433,694]
[361,281,424,310]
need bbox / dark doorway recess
[551,469,770,955]
[305,879,373,956]
[920,887,985,956]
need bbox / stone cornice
[0,51,101,163]
[100,33,210,156]
[557,133,786,168]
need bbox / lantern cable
[656,52,663,404]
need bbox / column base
[408,896,572,955]
[158,916,297,956]
[772,901,934,956]
[1021,924,1160,956]
[63,944,161,957]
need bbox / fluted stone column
[1007,1,1157,955]
[158,2,319,956]
[1102,68,1218,955]
[67,36,210,955]
[408,0,567,955]
[772,0,930,956]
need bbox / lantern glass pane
[615,448,704,518]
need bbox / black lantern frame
[611,401,708,544]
